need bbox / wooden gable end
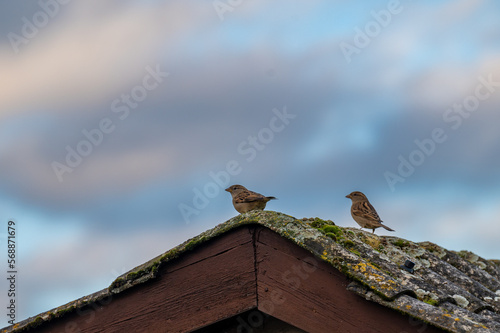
[32,226,446,333]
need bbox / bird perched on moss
[346,191,394,233]
[225,185,276,213]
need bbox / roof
[2,211,500,333]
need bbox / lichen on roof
[2,211,500,333]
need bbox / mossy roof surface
[2,211,500,333]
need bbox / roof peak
[3,211,500,333]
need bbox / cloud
[0,1,209,114]
[15,225,196,321]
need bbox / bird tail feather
[382,224,395,232]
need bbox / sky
[1,0,500,327]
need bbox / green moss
[339,263,350,275]
[309,217,334,229]
[126,270,143,280]
[341,239,355,248]
[150,261,160,275]
[109,277,125,290]
[325,232,337,241]
[185,239,198,251]
[349,249,361,256]
[24,316,44,330]
[456,250,469,259]
[423,298,439,306]
[160,248,180,262]
[490,259,500,268]
[56,305,76,317]
[322,225,336,233]
[322,225,343,237]
[125,265,156,281]
[183,235,211,252]
[318,224,358,250]
[393,239,409,247]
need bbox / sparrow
[225,185,276,214]
[346,191,394,233]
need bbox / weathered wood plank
[255,227,445,333]
[33,228,257,333]
[24,225,447,333]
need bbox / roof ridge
[2,211,499,333]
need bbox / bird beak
[225,188,231,192]
[345,194,351,199]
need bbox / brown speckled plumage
[346,191,394,233]
[225,185,276,213]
